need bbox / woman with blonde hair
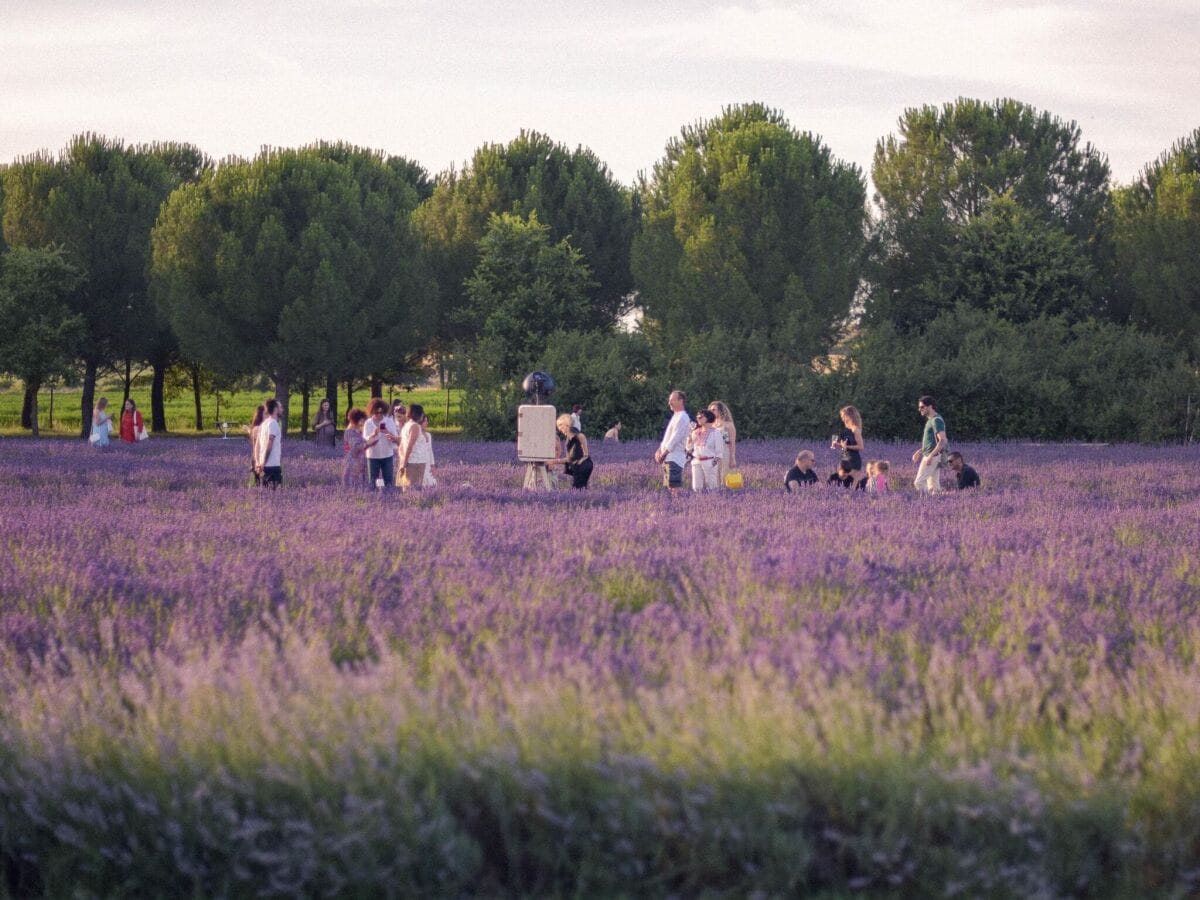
[834,405,865,483]
[89,397,112,448]
[707,400,737,486]
[549,412,593,488]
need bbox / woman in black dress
[551,413,593,489]
[834,405,864,483]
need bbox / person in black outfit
[827,460,855,488]
[551,413,593,488]
[785,449,819,491]
[947,451,981,489]
[833,405,865,481]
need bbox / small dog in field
[603,421,622,442]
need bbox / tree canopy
[1,135,207,433]
[869,98,1111,331]
[632,103,867,357]
[1112,128,1200,358]
[464,212,595,377]
[152,143,436,422]
[0,245,86,435]
[414,130,635,347]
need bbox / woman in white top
[420,413,437,487]
[689,409,723,492]
[245,403,266,486]
[386,400,405,485]
[363,398,399,489]
[398,403,430,490]
[708,400,737,486]
[89,397,112,447]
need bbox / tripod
[523,461,555,491]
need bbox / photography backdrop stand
[523,461,555,491]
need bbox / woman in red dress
[119,399,144,443]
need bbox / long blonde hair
[840,405,862,429]
[708,400,734,427]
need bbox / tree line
[1,98,1198,441]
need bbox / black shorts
[261,466,282,487]
[663,461,683,488]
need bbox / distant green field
[0,382,463,436]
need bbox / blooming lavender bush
[1,436,1198,896]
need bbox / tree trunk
[191,365,203,430]
[274,369,290,435]
[122,357,132,408]
[301,379,310,438]
[369,373,383,399]
[345,377,354,410]
[326,373,339,433]
[29,391,40,438]
[49,384,55,433]
[151,359,167,432]
[80,358,98,439]
[21,383,34,430]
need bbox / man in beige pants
[912,395,947,494]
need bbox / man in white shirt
[255,398,283,488]
[654,390,691,489]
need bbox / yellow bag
[724,471,744,490]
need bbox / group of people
[244,396,437,491]
[655,392,739,491]
[88,397,147,447]
[89,389,980,495]
[656,391,981,494]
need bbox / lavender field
[1,436,1198,897]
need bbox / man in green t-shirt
[911,395,947,494]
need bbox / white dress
[422,431,437,486]
[89,412,112,447]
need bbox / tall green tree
[869,98,1111,331]
[464,212,595,376]
[1112,127,1200,359]
[0,246,86,435]
[152,143,435,429]
[0,169,7,257]
[459,213,595,437]
[138,143,212,431]
[947,194,1097,323]
[632,103,867,358]
[1,135,204,436]
[414,131,635,351]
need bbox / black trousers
[368,456,394,487]
[566,458,593,489]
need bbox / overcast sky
[2,0,1197,189]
